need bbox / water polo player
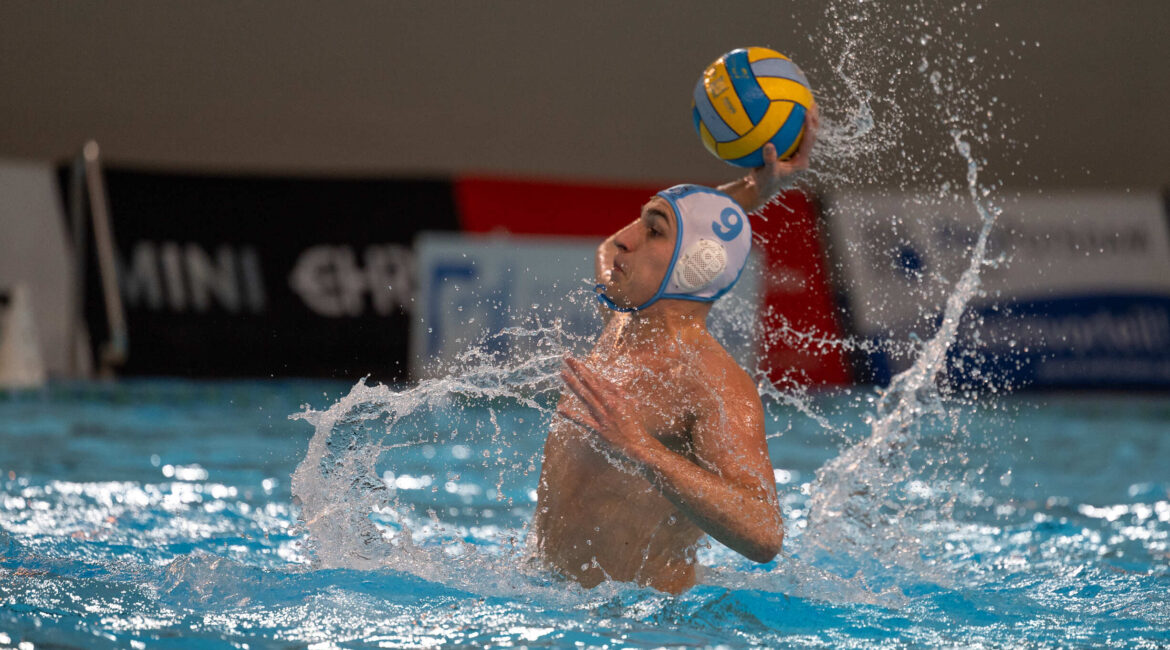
[531,107,819,594]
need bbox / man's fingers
[560,367,606,423]
[798,104,819,156]
[752,103,818,196]
[761,142,778,166]
[556,401,600,433]
[565,357,617,404]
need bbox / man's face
[605,197,678,309]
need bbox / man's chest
[583,350,703,447]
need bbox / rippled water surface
[1,380,1167,648]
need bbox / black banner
[61,168,459,380]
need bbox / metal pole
[68,149,91,379]
[81,141,128,376]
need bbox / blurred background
[1,1,1168,390]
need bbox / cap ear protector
[674,239,728,292]
[596,184,752,312]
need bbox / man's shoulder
[677,340,765,438]
[691,338,761,403]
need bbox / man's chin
[607,292,645,310]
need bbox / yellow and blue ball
[692,47,814,168]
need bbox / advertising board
[64,168,458,379]
[410,233,762,380]
[825,191,1170,388]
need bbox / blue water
[1,380,1167,648]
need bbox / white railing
[68,141,127,378]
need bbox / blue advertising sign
[826,192,1170,389]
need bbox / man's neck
[615,301,712,348]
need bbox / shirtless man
[531,109,819,593]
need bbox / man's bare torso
[532,315,747,593]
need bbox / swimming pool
[1,379,1166,648]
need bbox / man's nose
[614,223,639,251]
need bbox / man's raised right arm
[719,103,819,214]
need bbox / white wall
[0,2,1166,190]
[0,159,75,377]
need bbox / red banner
[752,192,852,387]
[455,176,661,235]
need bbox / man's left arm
[558,357,783,563]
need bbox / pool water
[1,379,1166,648]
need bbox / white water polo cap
[597,184,752,312]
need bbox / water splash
[288,0,1021,604]
[288,316,679,608]
[801,128,1001,573]
[796,0,1013,571]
